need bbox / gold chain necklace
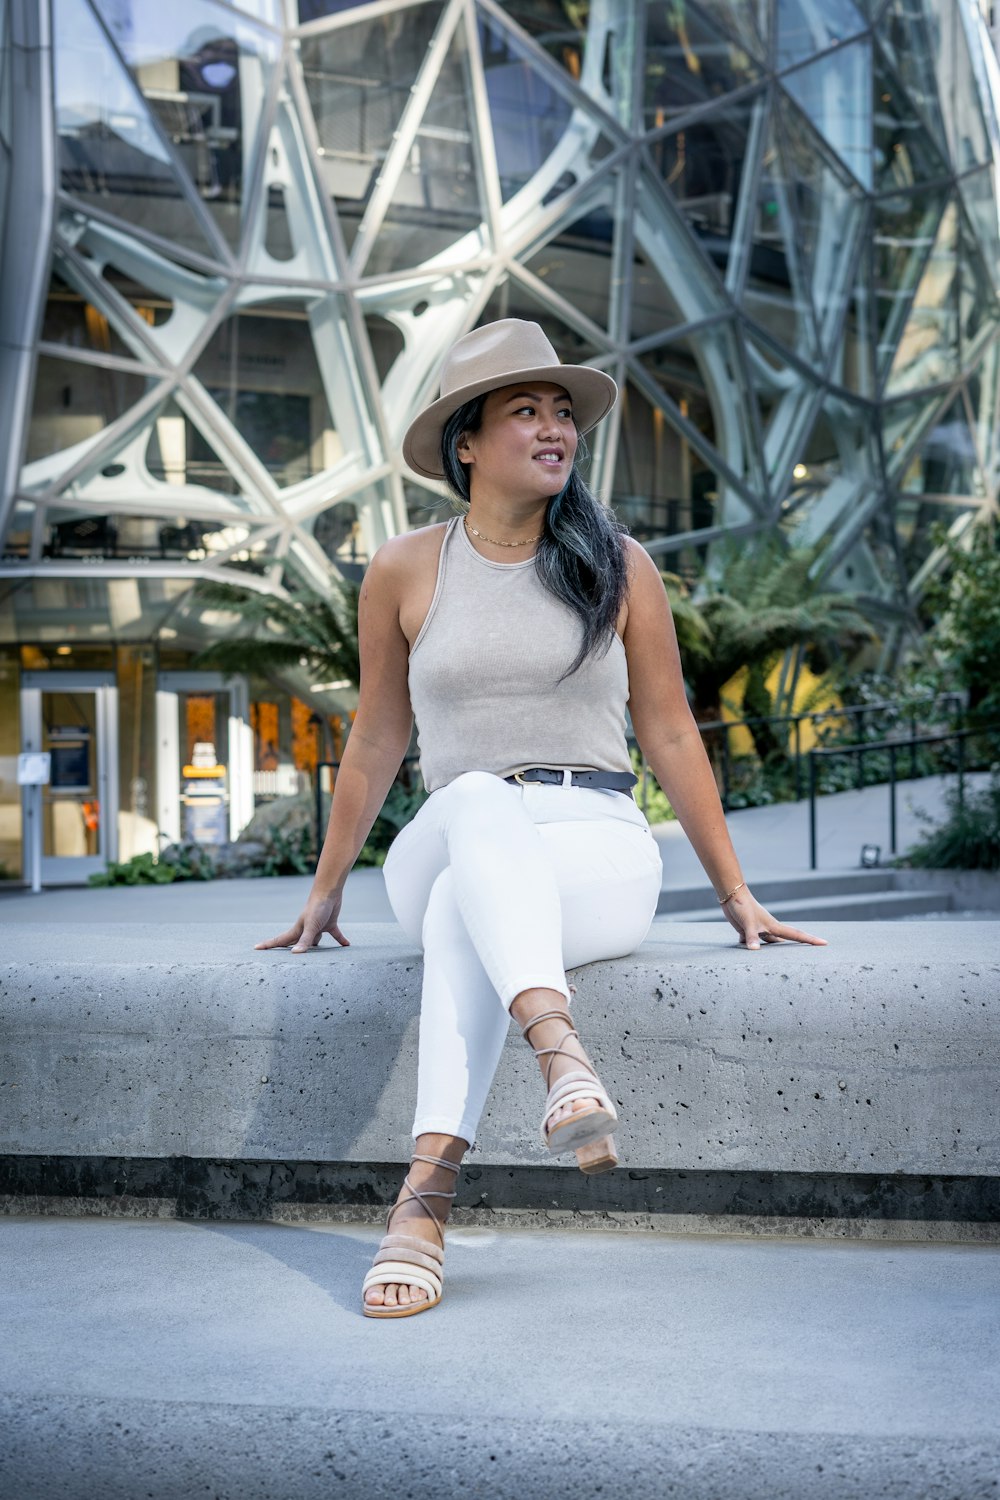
[464,516,542,548]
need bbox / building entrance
[20,671,119,885]
[155,673,253,847]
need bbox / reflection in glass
[899,396,982,497]
[41,691,101,858]
[40,265,136,360]
[53,0,216,256]
[301,5,444,251]
[478,14,572,202]
[495,2,588,82]
[872,53,948,192]
[775,0,867,71]
[92,0,278,251]
[25,355,156,466]
[643,3,760,130]
[886,200,959,395]
[612,382,718,555]
[651,92,764,280]
[145,396,241,496]
[874,190,947,374]
[781,40,873,189]
[525,201,616,333]
[362,20,487,275]
[195,299,341,487]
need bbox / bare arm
[256,538,415,951]
[621,538,826,949]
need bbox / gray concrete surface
[1,1214,998,1499]
[3,919,998,1176]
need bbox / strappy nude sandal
[517,1008,620,1173]
[361,1152,461,1319]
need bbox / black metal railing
[806,723,1000,870]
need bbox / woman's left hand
[721,886,827,950]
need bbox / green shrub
[902,773,1000,871]
[88,851,177,886]
[630,746,676,822]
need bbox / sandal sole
[363,1293,442,1318]
[544,1104,617,1154]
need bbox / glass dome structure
[0,0,998,659]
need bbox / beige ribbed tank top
[407,515,633,794]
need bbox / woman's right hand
[254,889,350,954]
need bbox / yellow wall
[719,662,845,754]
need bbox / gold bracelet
[718,880,746,905]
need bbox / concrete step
[658,869,899,914]
[656,889,956,923]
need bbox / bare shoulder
[620,533,666,601]
[369,522,448,576]
[370,521,451,648]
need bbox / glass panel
[775,0,867,70]
[958,212,998,367]
[780,40,873,189]
[0,648,21,882]
[524,200,616,334]
[0,0,12,149]
[629,235,687,342]
[91,0,279,252]
[24,355,157,467]
[53,0,216,257]
[494,2,589,81]
[41,690,101,858]
[179,690,230,846]
[40,264,137,361]
[650,91,764,281]
[774,95,867,355]
[478,279,605,368]
[689,0,766,59]
[611,381,720,557]
[872,49,948,192]
[643,2,761,131]
[874,189,948,375]
[362,18,488,275]
[301,4,445,252]
[639,323,763,496]
[145,395,242,497]
[312,494,364,575]
[116,644,159,863]
[968,343,1000,479]
[875,5,947,150]
[1,502,33,560]
[958,165,1000,296]
[923,0,991,171]
[885,199,959,396]
[882,393,940,472]
[898,396,983,497]
[195,298,341,488]
[478,13,573,203]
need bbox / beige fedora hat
[402,318,618,480]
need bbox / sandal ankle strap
[384,1153,462,1249]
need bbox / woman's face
[457,381,578,500]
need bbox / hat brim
[401,363,618,481]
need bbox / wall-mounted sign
[17,751,51,785]
[49,727,92,792]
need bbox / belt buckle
[513,770,531,786]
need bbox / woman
[257,319,826,1319]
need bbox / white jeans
[381,770,664,1148]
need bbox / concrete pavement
[1,1214,998,1499]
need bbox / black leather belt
[503,768,638,796]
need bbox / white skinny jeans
[381,770,664,1148]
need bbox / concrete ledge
[2,920,998,1181]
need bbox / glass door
[20,671,118,884]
